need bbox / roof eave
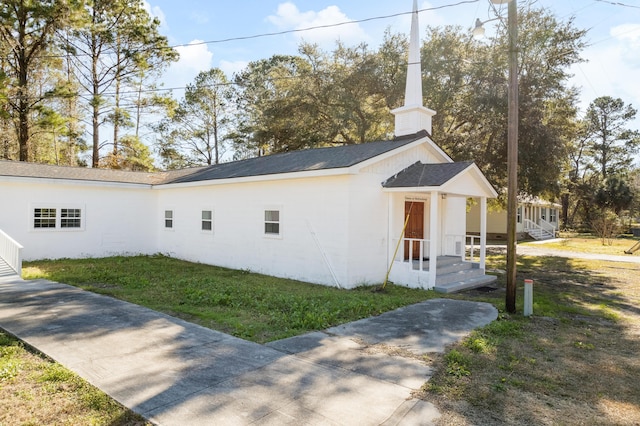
[0,175,153,188]
[154,166,351,189]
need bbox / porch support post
[387,193,394,267]
[429,191,439,288]
[480,196,487,270]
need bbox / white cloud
[570,41,640,131]
[162,41,214,90]
[267,2,369,47]
[610,24,640,69]
[611,24,640,44]
[219,60,248,78]
[142,1,167,30]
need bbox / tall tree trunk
[17,13,29,161]
[91,30,100,168]
[113,36,122,162]
[561,192,569,229]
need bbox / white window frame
[549,208,557,223]
[164,209,174,230]
[31,204,85,231]
[201,209,214,233]
[516,206,522,224]
[264,207,282,238]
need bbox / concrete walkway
[0,275,497,426]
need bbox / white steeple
[391,0,436,137]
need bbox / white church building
[0,1,497,292]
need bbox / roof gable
[382,161,473,188]
[382,161,497,198]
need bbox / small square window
[202,210,212,231]
[165,210,173,228]
[264,210,280,235]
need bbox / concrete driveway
[0,275,497,425]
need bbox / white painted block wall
[0,179,156,260]
[154,175,355,287]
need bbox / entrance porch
[382,161,498,292]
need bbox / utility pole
[505,0,518,313]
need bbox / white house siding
[360,143,438,177]
[154,175,355,288]
[0,179,156,260]
[343,172,391,287]
[443,195,467,254]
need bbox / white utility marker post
[523,279,533,317]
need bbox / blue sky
[144,0,640,130]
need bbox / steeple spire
[391,0,436,137]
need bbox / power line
[169,1,480,50]
[594,0,640,9]
[25,1,479,60]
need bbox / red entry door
[404,201,424,260]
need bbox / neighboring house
[467,196,561,241]
[0,1,497,292]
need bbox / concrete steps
[428,256,497,294]
[527,228,554,240]
[434,274,497,293]
[0,256,20,281]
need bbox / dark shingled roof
[0,160,206,185]
[0,131,428,185]
[165,131,427,184]
[382,161,474,188]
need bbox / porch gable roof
[382,161,473,187]
[382,161,497,198]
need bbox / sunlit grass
[23,254,439,343]
[0,331,148,425]
[520,236,640,256]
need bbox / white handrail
[0,229,23,276]
[393,238,430,272]
[466,235,481,263]
[539,218,556,236]
[524,218,555,238]
[444,234,481,263]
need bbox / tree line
[1,1,638,231]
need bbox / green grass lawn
[23,254,437,344]
[520,235,640,256]
[0,331,149,425]
[14,251,640,425]
[421,253,640,425]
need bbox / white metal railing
[539,218,556,237]
[393,238,430,272]
[466,235,481,263]
[524,218,555,239]
[0,229,23,276]
[444,234,481,263]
